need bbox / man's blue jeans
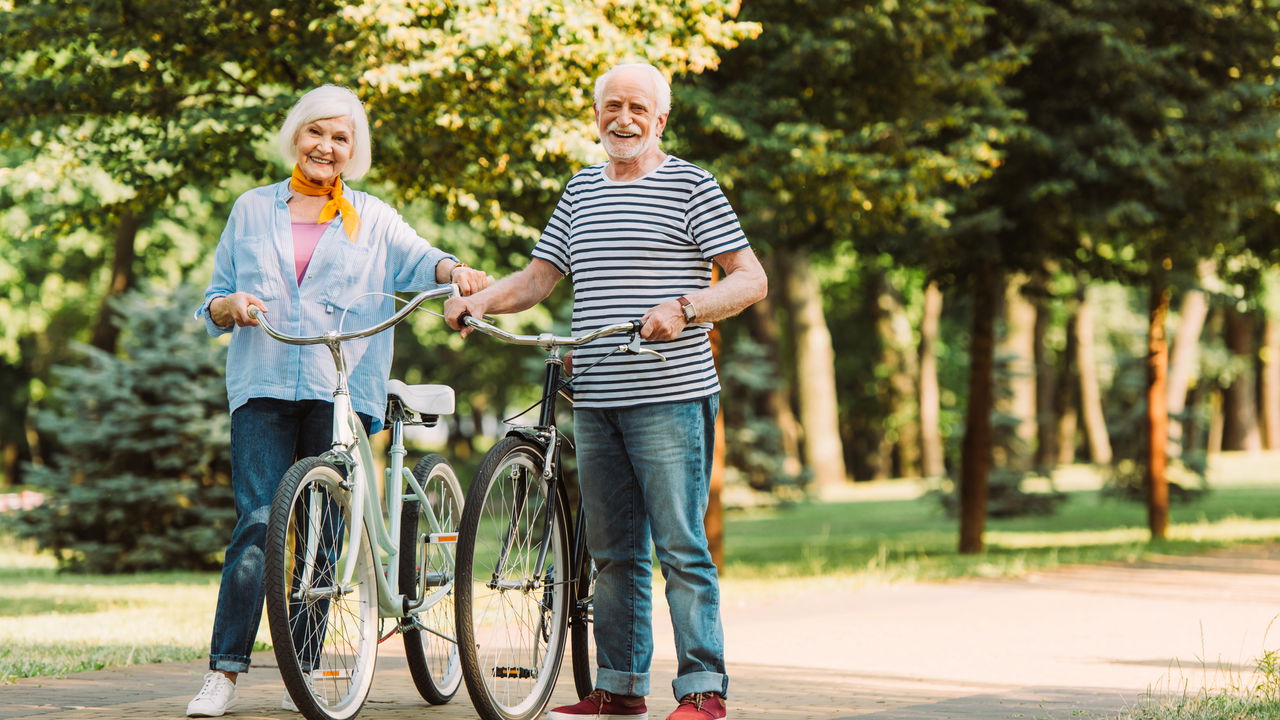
[208,398,371,673]
[574,394,728,700]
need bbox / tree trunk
[1166,281,1210,458]
[90,211,143,352]
[1076,287,1113,464]
[919,279,945,478]
[743,298,804,477]
[1145,284,1171,540]
[1054,286,1082,465]
[874,270,921,479]
[994,272,1037,471]
[1262,314,1280,451]
[1031,272,1057,469]
[960,266,998,554]
[1222,307,1262,452]
[784,251,848,494]
[707,305,725,567]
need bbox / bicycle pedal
[312,668,352,680]
[492,666,535,679]
[428,532,458,544]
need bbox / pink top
[291,222,328,284]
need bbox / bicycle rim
[570,553,597,699]
[266,459,378,720]
[401,454,464,704]
[458,438,569,720]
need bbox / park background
[3,1,1280,717]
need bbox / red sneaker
[548,689,648,720]
[665,692,726,720]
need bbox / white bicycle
[249,285,465,720]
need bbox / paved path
[5,546,1280,720]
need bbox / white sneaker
[186,672,237,717]
[281,673,317,713]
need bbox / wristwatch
[677,296,697,322]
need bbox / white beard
[602,120,657,160]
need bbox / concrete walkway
[5,545,1280,720]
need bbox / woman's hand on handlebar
[211,292,268,328]
[451,266,494,296]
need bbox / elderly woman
[186,85,490,718]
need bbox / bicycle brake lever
[618,335,668,362]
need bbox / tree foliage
[17,286,233,572]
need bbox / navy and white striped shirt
[532,156,751,409]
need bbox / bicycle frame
[460,316,653,595]
[251,285,459,619]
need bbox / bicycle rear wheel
[456,436,571,720]
[265,458,378,720]
[570,551,597,698]
[400,454,464,704]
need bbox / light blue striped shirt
[195,179,456,427]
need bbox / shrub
[18,286,234,573]
[930,468,1068,518]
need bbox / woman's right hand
[210,292,268,328]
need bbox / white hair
[593,62,671,115]
[277,85,372,181]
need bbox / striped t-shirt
[532,155,751,409]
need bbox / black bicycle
[452,315,665,720]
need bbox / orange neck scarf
[289,165,360,241]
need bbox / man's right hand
[210,292,268,328]
[444,295,487,338]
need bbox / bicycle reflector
[313,668,352,679]
[429,532,458,544]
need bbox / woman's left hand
[452,266,494,296]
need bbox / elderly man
[445,62,766,720]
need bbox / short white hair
[593,63,671,116]
[277,85,372,181]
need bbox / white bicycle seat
[386,379,454,416]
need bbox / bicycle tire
[570,551,597,698]
[265,458,378,720]
[400,454,465,704]
[456,436,571,720]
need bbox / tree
[17,286,233,572]
[678,0,1023,495]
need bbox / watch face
[683,304,696,321]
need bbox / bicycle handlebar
[461,314,641,350]
[247,284,461,346]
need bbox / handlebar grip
[630,319,642,332]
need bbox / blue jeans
[209,398,372,673]
[574,394,727,700]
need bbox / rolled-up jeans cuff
[672,671,728,700]
[596,667,650,697]
[210,655,251,674]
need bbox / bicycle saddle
[386,379,455,416]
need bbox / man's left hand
[640,299,686,341]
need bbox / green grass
[1106,649,1280,719]
[0,540,237,683]
[721,484,1280,583]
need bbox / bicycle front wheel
[570,551,597,699]
[400,454,465,704]
[265,458,379,720]
[456,437,571,720]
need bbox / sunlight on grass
[0,542,272,683]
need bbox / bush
[18,286,234,573]
[929,468,1068,518]
[1100,457,1209,505]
